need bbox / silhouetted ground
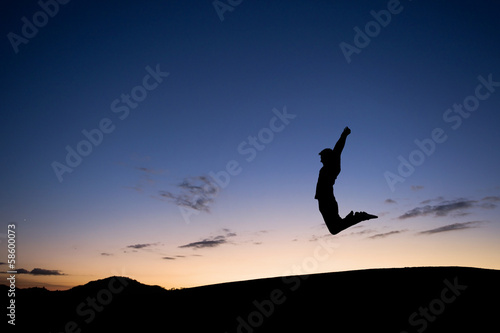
[2,266,499,332]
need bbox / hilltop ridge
[3,266,499,332]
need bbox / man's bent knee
[324,218,343,235]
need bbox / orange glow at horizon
[5,220,500,291]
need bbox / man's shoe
[354,211,378,222]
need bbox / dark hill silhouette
[3,267,499,332]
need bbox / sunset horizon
[1,0,499,317]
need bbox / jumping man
[315,127,377,235]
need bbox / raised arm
[332,127,351,156]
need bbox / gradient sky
[1,0,499,290]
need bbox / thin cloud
[369,230,407,239]
[162,254,201,259]
[479,196,500,209]
[127,243,156,249]
[309,234,330,242]
[418,221,483,235]
[159,175,220,212]
[31,268,64,275]
[349,228,378,236]
[179,237,227,249]
[16,268,65,275]
[179,229,236,249]
[420,196,444,205]
[400,196,499,219]
[135,167,166,175]
[123,159,167,193]
[100,252,113,256]
[398,199,476,219]
[411,185,424,191]
[479,202,497,209]
[482,196,500,202]
[385,199,397,204]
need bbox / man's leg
[319,199,378,235]
[318,196,343,235]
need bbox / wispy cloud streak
[127,243,157,249]
[14,268,65,275]
[418,221,484,235]
[179,229,236,249]
[159,175,219,212]
[369,230,407,239]
[399,198,479,219]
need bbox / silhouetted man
[315,127,377,235]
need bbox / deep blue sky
[1,0,499,289]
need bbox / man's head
[319,148,333,164]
